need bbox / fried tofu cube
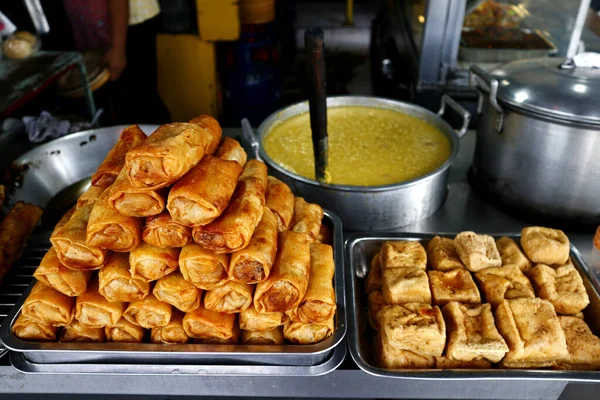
[520,227,570,266]
[528,263,589,315]
[382,267,431,304]
[495,298,568,368]
[556,316,600,370]
[454,232,502,272]
[380,241,427,270]
[427,236,464,271]
[474,265,535,308]
[496,237,532,272]
[434,356,492,369]
[428,269,481,306]
[442,302,508,363]
[365,253,382,294]
[377,333,435,369]
[377,304,445,363]
[368,290,386,330]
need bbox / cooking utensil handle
[241,118,263,161]
[437,95,471,139]
[469,65,504,132]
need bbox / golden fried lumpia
[189,114,223,155]
[75,279,126,328]
[286,243,336,324]
[316,224,332,245]
[105,317,145,342]
[34,247,92,297]
[107,168,167,217]
[192,160,268,253]
[86,189,143,252]
[214,137,247,167]
[142,212,191,248]
[150,310,189,344]
[204,280,254,314]
[289,198,323,241]
[241,327,284,345]
[167,155,243,226]
[283,315,334,344]
[254,231,311,313]
[50,203,109,270]
[182,304,239,343]
[91,125,147,187]
[129,242,180,282]
[50,206,76,240]
[60,320,105,342]
[21,281,75,326]
[153,271,201,312]
[228,208,278,284]
[123,293,172,328]
[179,242,230,290]
[125,122,217,189]
[239,307,284,331]
[77,184,108,208]
[0,201,43,283]
[12,313,59,341]
[98,252,150,302]
[265,176,294,232]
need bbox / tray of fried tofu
[346,228,600,380]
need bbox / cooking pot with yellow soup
[254,96,470,230]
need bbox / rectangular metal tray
[346,232,600,381]
[0,210,346,367]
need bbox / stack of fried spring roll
[14,117,336,346]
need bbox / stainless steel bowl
[245,96,470,231]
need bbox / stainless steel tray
[0,210,346,367]
[346,232,600,381]
[9,338,347,376]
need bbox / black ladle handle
[304,27,329,183]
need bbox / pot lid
[492,57,600,125]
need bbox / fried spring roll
[125,121,219,189]
[34,247,92,297]
[77,184,109,209]
[21,281,75,326]
[142,212,191,248]
[316,224,332,245]
[283,315,334,344]
[153,271,201,312]
[150,310,189,344]
[254,231,311,313]
[107,168,167,217]
[265,176,294,232]
[179,243,229,290]
[239,307,284,331]
[286,243,336,324]
[60,320,105,342]
[0,201,43,283]
[129,242,180,282]
[75,279,126,328]
[50,203,109,270]
[182,304,239,343]
[86,189,143,252]
[192,160,268,253]
[50,206,76,240]
[189,114,223,155]
[241,327,284,345]
[167,155,243,226]
[12,313,59,341]
[204,280,254,314]
[98,252,150,302]
[228,208,278,284]
[91,125,147,187]
[289,198,323,241]
[105,317,145,342]
[123,293,172,328]
[214,137,247,167]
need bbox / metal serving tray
[0,210,346,367]
[346,232,600,381]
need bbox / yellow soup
[263,106,452,186]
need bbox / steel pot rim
[256,95,461,192]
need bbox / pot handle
[437,95,471,139]
[241,118,263,161]
[469,65,504,132]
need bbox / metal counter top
[0,129,597,399]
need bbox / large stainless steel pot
[470,60,600,225]
[244,96,470,231]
